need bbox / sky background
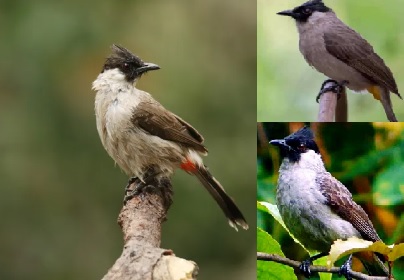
[0,1,256,279]
[258,0,404,122]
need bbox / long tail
[356,251,390,277]
[379,87,398,122]
[193,165,248,231]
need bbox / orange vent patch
[180,159,197,172]
[367,85,381,101]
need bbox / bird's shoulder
[131,98,207,153]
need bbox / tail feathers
[378,87,398,122]
[357,251,389,277]
[193,166,248,231]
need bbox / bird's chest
[299,27,329,69]
[276,167,331,249]
[95,90,136,144]
[276,167,325,216]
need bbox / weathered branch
[257,252,388,280]
[317,80,348,122]
[102,177,198,280]
[335,88,348,122]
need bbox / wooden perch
[317,80,348,122]
[102,177,198,280]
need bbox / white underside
[277,151,360,251]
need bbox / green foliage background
[257,122,404,279]
[0,1,256,279]
[258,0,404,121]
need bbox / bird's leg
[338,254,353,280]
[123,166,159,204]
[299,252,328,278]
[316,79,348,103]
[125,177,140,193]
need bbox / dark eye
[302,8,311,15]
[298,143,307,152]
[123,62,130,68]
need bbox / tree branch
[317,80,348,122]
[257,252,388,280]
[335,88,348,122]
[102,176,198,280]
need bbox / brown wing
[324,27,399,94]
[131,100,207,153]
[316,173,380,242]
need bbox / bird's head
[269,126,320,163]
[277,0,331,23]
[102,44,160,83]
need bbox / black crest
[102,45,159,82]
[270,126,320,163]
[278,0,331,22]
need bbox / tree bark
[102,177,198,280]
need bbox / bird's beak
[137,62,160,74]
[269,139,288,148]
[277,10,295,17]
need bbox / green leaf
[373,163,404,205]
[257,228,297,280]
[258,202,331,280]
[258,201,308,253]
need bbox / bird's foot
[123,177,147,204]
[123,166,161,204]
[124,176,140,193]
[299,259,313,278]
[338,254,353,280]
[299,252,328,278]
[316,79,348,103]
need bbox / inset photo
[258,0,404,122]
[257,122,404,279]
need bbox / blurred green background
[257,122,404,279]
[258,0,404,121]
[0,1,256,279]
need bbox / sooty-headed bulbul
[92,45,248,231]
[277,0,402,122]
[270,126,389,278]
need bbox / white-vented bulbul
[270,126,388,278]
[92,45,248,231]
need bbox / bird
[269,126,389,278]
[277,0,401,122]
[91,44,248,231]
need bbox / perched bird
[270,126,389,278]
[277,0,402,122]
[92,45,248,231]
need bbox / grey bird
[270,126,389,278]
[92,45,248,231]
[277,0,402,122]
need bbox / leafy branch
[257,252,389,280]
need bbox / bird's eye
[298,143,307,152]
[123,62,130,68]
[302,8,311,15]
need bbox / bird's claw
[299,259,312,278]
[316,79,347,103]
[123,177,145,204]
[338,254,353,280]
